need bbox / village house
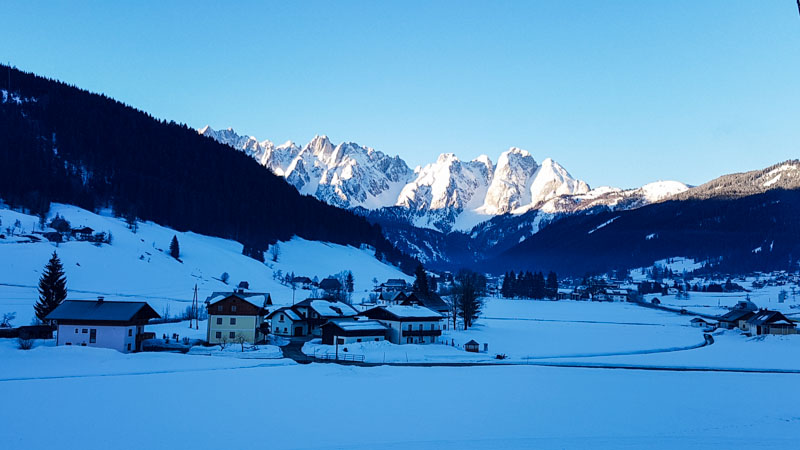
[267,299,358,337]
[46,298,160,353]
[745,310,797,336]
[319,277,342,294]
[321,317,389,345]
[379,278,408,292]
[717,309,755,330]
[378,290,408,305]
[206,283,272,345]
[361,305,442,344]
[267,306,307,337]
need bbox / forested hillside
[493,188,800,276]
[0,65,417,272]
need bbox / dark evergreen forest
[0,64,417,272]
[493,190,800,276]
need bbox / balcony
[402,329,442,337]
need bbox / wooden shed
[464,339,480,353]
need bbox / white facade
[57,324,143,353]
[331,335,385,345]
[381,320,441,344]
[270,312,307,337]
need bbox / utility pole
[191,284,199,330]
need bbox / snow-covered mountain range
[199,126,689,232]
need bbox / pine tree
[34,251,67,324]
[546,271,559,299]
[412,264,429,294]
[532,272,546,299]
[169,235,180,259]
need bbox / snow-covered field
[304,299,708,363]
[0,204,410,326]
[1,345,798,450]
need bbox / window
[74,328,78,333]
[406,337,412,344]
[431,324,435,330]
[127,343,131,351]
[229,332,235,339]
[216,317,222,325]
[217,305,223,312]
[419,324,423,330]
[374,338,380,341]
[82,328,87,333]
[230,318,237,325]
[337,338,344,345]
[128,329,132,337]
[279,314,284,322]
[356,339,362,343]
[89,329,97,344]
[231,305,237,312]
[215,331,222,339]
[407,324,412,331]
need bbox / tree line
[501,270,558,299]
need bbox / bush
[18,337,34,350]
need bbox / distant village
[2,252,797,359]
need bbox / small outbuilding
[321,318,388,345]
[464,340,480,353]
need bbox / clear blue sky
[2,1,799,188]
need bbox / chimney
[97,296,104,303]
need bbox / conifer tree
[169,235,180,259]
[34,251,67,324]
[412,264,429,294]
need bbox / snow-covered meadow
[1,348,798,450]
[0,204,410,325]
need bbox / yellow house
[206,291,271,345]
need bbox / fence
[315,352,365,363]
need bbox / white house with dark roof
[361,305,442,344]
[267,299,358,337]
[46,298,160,353]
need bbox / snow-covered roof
[206,291,271,308]
[310,300,358,317]
[383,305,441,319]
[46,300,159,322]
[329,319,388,332]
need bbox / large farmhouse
[361,305,442,344]
[267,299,358,338]
[206,288,272,345]
[46,298,160,353]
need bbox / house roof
[380,291,407,302]
[267,307,303,322]
[746,310,796,327]
[465,339,479,346]
[206,292,272,308]
[45,300,160,322]
[690,317,709,323]
[292,276,313,283]
[404,292,449,313]
[319,278,342,290]
[383,279,407,286]
[362,305,442,321]
[719,309,755,323]
[309,300,358,318]
[325,319,388,332]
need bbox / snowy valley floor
[1,350,798,450]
